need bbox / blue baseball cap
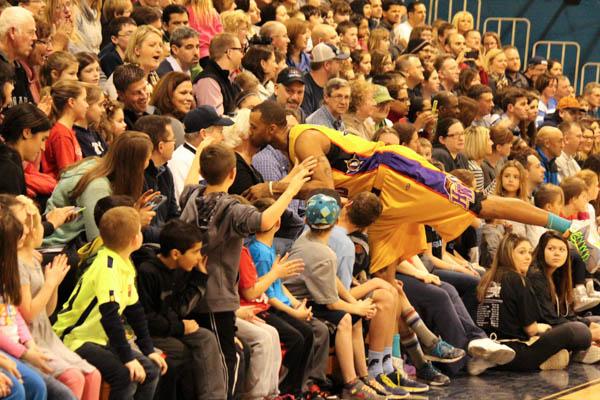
[305,194,341,230]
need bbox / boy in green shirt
[53,206,168,400]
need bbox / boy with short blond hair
[53,207,168,400]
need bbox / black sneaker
[416,362,451,386]
[385,370,429,393]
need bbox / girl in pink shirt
[187,0,224,62]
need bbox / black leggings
[262,309,314,395]
[498,321,591,372]
[571,251,590,286]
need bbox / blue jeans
[396,274,487,374]
[4,355,47,400]
[433,269,480,320]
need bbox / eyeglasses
[330,94,350,101]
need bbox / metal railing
[580,62,600,95]
[483,17,531,67]
[533,40,581,92]
[427,0,482,31]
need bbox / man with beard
[271,67,307,122]
[255,101,587,292]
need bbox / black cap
[183,105,234,133]
[276,67,306,86]
[528,56,548,66]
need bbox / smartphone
[431,99,438,115]
[465,50,479,59]
[145,194,167,211]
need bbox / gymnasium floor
[408,364,600,399]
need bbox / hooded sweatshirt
[180,185,262,313]
[133,245,208,338]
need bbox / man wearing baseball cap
[301,42,350,116]
[524,56,548,87]
[272,67,307,123]
[169,105,233,202]
[542,96,586,128]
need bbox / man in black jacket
[135,220,227,400]
[134,115,180,243]
[192,32,242,116]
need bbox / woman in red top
[42,81,89,179]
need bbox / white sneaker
[467,338,515,365]
[574,285,600,313]
[586,279,600,299]
[573,345,600,364]
[540,349,570,370]
[467,358,496,376]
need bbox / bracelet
[268,181,274,196]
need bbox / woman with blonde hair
[70,0,102,54]
[46,0,76,52]
[484,48,509,95]
[221,9,252,48]
[343,79,376,140]
[103,25,164,99]
[186,0,224,67]
[452,10,474,36]
[464,125,494,193]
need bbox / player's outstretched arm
[479,195,569,233]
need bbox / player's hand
[44,253,70,287]
[183,319,199,335]
[242,183,272,201]
[148,352,168,376]
[125,359,146,383]
[45,207,76,229]
[22,348,52,374]
[0,371,12,397]
[272,254,304,279]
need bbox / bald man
[535,126,564,184]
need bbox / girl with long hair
[98,99,126,145]
[476,233,589,371]
[350,49,371,81]
[44,131,153,247]
[186,0,224,66]
[241,45,278,100]
[10,196,103,400]
[528,231,600,363]
[0,205,47,399]
[40,51,79,88]
[76,52,101,86]
[285,18,311,73]
[42,81,88,179]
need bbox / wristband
[546,213,571,233]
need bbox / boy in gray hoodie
[179,144,310,399]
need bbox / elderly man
[0,6,36,105]
[306,78,350,131]
[556,121,582,181]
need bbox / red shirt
[42,122,83,179]
[238,247,270,312]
